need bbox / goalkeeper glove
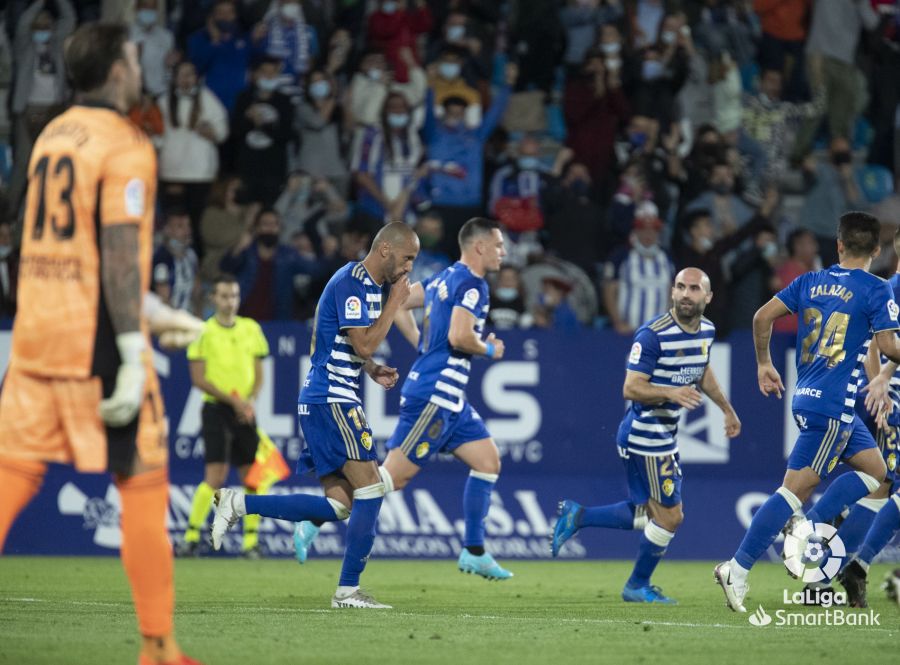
[99,332,147,427]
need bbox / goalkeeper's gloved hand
[99,332,147,427]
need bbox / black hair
[786,228,814,257]
[458,217,500,248]
[65,22,130,93]
[838,211,881,257]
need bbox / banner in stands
[3,326,898,562]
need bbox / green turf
[0,557,897,664]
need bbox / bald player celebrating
[551,268,741,605]
[211,222,419,609]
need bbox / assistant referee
[177,274,270,558]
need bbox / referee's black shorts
[201,401,259,467]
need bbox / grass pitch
[0,557,896,665]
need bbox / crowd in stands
[2,0,900,338]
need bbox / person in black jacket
[231,55,295,207]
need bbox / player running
[716,211,900,613]
[0,23,201,665]
[552,268,741,604]
[211,222,419,609]
[294,218,513,580]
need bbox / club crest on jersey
[662,478,675,497]
[428,419,443,438]
[360,431,373,450]
[887,452,897,471]
[415,442,430,459]
[345,296,362,320]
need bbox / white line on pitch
[3,598,895,634]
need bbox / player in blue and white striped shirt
[210,222,420,609]
[298,217,513,581]
[552,268,741,604]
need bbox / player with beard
[552,268,741,604]
[211,221,419,609]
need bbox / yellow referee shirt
[187,316,270,402]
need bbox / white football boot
[714,561,749,613]
[331,588,392,609]
[211,488,245,550]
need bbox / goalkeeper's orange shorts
[0,363,167,475]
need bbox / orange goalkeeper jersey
[12,102,157,379]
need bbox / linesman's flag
[245,429,291,492]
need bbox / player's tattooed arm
[700,366,741,437]
[101,224,141,334]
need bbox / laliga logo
[782,521,846,582]
[748,605,772,627]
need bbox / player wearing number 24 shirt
[716,211,900,613]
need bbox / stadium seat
[855,164,895,204]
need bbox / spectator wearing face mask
[189,0,253,112]
[488,135,554,235]
[251,0,319,82]
[424,63,518,258]
[797,137,863,267]
[220,208,316,321]
[367,0,433,84]
[153,210,202,314]
[632,15,689,130]
[0,222,19,320]
[560,0,623,75]
[130,0,176,98]
[231,55,295,207]
[674,192,777,332]
[563,50,629,191]
[159,60,230,257]
[543,162,607,279]
[294,70,349,195]
[533,276,580,333]
[428,45,482,127]
[488,265,533,330]
[425,10,490,90]
[8,0,76,215]
[684,160,757,237]
[347,48,427,128]
[350,92,425,230]
[603,201,674,335]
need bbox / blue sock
[245,493,338,522]
[463,472,496,548]
[834,501,881,556]
[338,485,384,587]
[808,473,875,524]
[734,489,797,570]
[580,501,638,530]
[858,496,900,566]
[626,521,674,588]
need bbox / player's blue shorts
[789,411,877,477]
[619,448,683,508]
[386,397,490,465]
[297,402,376,478]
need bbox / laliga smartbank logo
[748,598,881,628]
[782,520,845,582]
